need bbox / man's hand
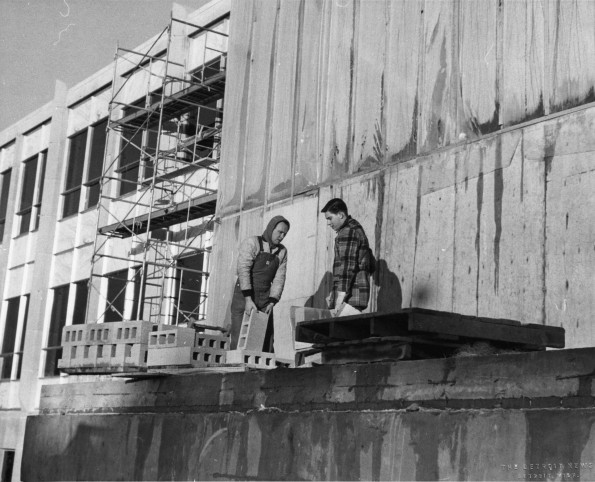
[263,302,274,315]
[331,302,345,317]
[244,297,257,316]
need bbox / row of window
[0,94,220,242]
[0,250,207,381]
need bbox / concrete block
[226,349,276,369]
[147,346,193,368]
[191,346,227,365]
[148,327,196,349]
[237,310,269,351]
[195,333,229,351]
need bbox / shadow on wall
[304,259,403,312]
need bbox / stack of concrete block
[58,321,156,373]
[146,325,229,369]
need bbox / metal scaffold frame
[86,12,229,328]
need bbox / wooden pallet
[295,308,565,363]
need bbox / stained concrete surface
[22,348,595,481]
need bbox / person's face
[271,222,289,245]
[325,211,345,232]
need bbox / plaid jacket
[331,217,371,309]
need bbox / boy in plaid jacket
[321,198,372,316]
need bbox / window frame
[0,169,12,243]
[0,295,29,381]
[83,118,108,210]
[16,150,47,235]
[61,129,88,218]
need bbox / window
[44,285,69,377]
[72,280,89,325]
[84,119,107,209]
[174,252,208,324]
[1,450,15,482]
[0,169,11,243]
[0,295,28,380]
[62,129,87,218]
[17,151,46,234]
[118,95,159,196]
[104,269,128,322]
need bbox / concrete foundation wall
[22,348,595,481]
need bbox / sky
[0,0,210,132]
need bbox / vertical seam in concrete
[541,129,548,325]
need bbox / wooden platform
[295,308,565,363]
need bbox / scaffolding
[87,12,229,328]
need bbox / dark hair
[321,198,348,215]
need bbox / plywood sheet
[501,0,546,126]
[544,110,595,348]
[452,146,480,317]
[352,0,386,172]
[241,0,279,210]
[548,0,595,112]
[267,0,300,202]
[218,0,254,214]
[205,214,240,327]
[294,0,327,194]
[411,153,455,311]
[378,163,418,312]
[384,0,422,163]
[458,0,499,138]
[264,195,319,301]
[477,131,545,324]
[321,0,355,180]
[419,0,457,152]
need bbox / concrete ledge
[22,348,595,481]
[39,348,595,414]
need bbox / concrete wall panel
[266,0,299,203]
[218,0,254,214]
[321,0,355,181]
[351,0,386,172]
[384,0,421,163]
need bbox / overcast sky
[0,0,210,132]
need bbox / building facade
[2,0,595,480]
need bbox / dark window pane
[130,268,142,321]
[0,170,11,243]
[1,297,20,379]
[88,119,107,182]
[62,188,81,218]
[36,151,47,206]
[175,253,205,324]
[86,182,100,210]
[1,450,15,482]
[16,296,29,379]
[119,164,139,196]
[105,269,127,322]
[65,130,87,190]
[18,210,31,235]
[45,286,69,376]
[20,156,38,211]
[72,280,88,325]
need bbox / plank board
[295,308,565,350]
